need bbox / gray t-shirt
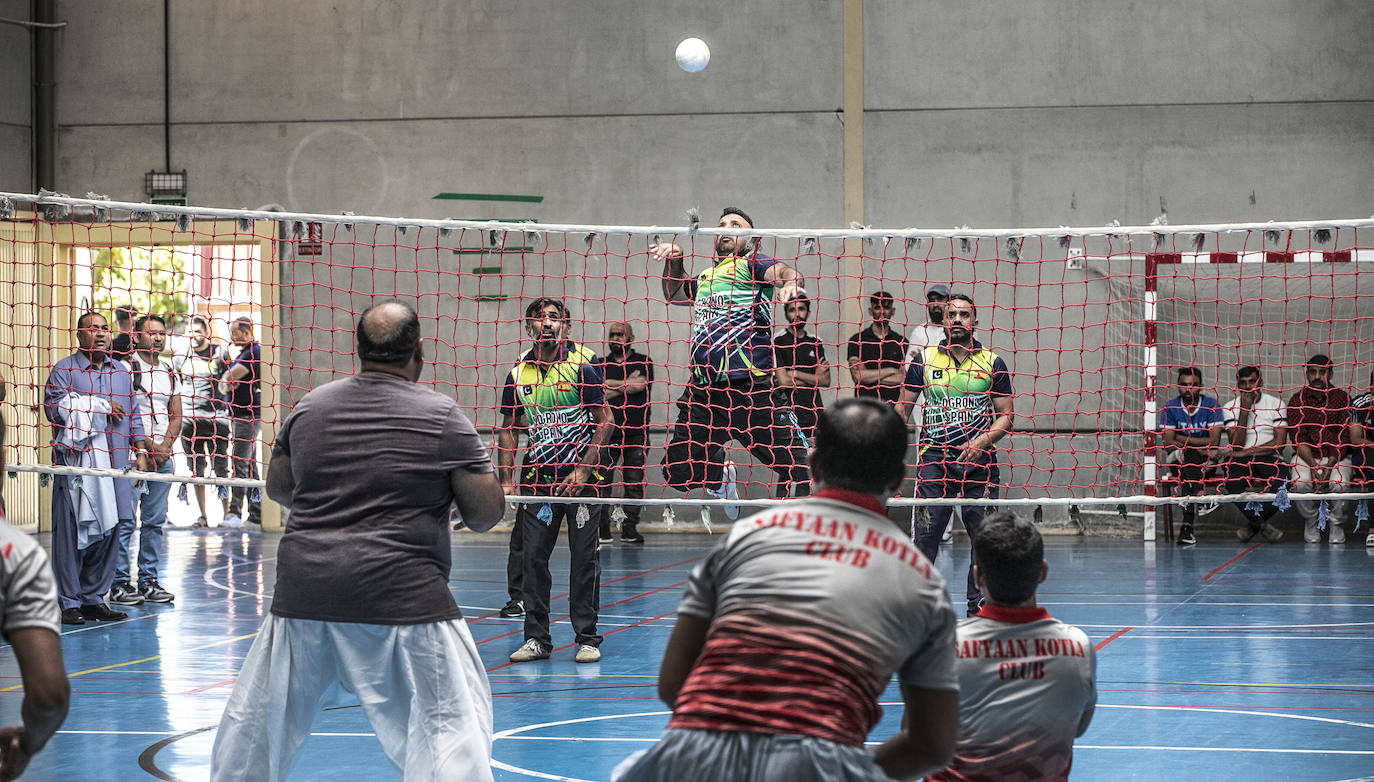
[270,372,494,624]
[0,518,60,638]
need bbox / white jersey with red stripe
[932,605,1097,782]
[671,489,958,747]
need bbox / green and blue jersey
[499,341,605,477]
[904,341,1014,449]
[687,254,778,386]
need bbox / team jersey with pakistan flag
[499,342,606,478]
[687,254,778,386]
[904,340,1014,449]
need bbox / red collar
[813,488,886,516]
[975,604,1051,624]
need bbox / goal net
[2,192,1371,538]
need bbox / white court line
[202,555,277,600]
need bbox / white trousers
[210,616,494,782]
[1291,458,1353,525]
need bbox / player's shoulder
[0,520,49,571]
[1353,390,1374,408]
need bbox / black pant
[505,474,603,648]
[602,430,647,526]
[1172,449,1212,524]
[661,380,810,494]
[1221,454,1285,528]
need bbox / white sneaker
[1304,521,1321,544]
[221,512,244,529]
[1366,532,1374,548]
[941,525,954,543]
[1329,523,1346,545]
[707,461,740,520]
[574,644,601,663]
[508,639,550,663]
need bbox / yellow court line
[0,631,259,692]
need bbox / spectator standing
[109,305,137,363]
[110,315,181,606]
[596,321,655,545]
[43,312,151,625]
[847,290,908,406]
[219,317,261,528]
[176,315,231,527]
[772,294,829,498]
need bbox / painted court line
[1201,543,1263,581]
[1095,627,1133,650]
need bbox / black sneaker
[498,599,525,618]
[140,580,175,604]
[620,526,645,545]
[109,581,145,606]
[598,525,614,544]
[1177,524,1197,545]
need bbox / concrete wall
[13,1,1374,511]
[0,0,32,190]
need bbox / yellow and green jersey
[688,254,778,386]
[499,341,606,477]
[904,341,1013,448]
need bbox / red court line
[1095,627,1133,651]
[182,679,237,695]
[486,609,678,673]
[599,580,687,611]
[1201,543,1264,582]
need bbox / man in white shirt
[111,314,183,606]
[904,284,955,543]
[1218,365,1287,542]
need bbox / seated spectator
[1219,366,1286,543]
[1288,355,1353,544]
[1159,367,1223,545]
[1349,368,1373,547]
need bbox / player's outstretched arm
[0,627,69,782]
[650,242,693,305]
[872,684,957,781]
[655,613,710,708]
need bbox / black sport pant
[602,429,647,525]
[505,470,603,648]
[661,379,810,495]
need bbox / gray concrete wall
[21,1,1374,511]
[0,0,32,190]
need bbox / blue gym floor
[7,525,1373,781]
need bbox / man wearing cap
[219,316,262,528]
[906,284,950,366]
[649,207,812,516]
[847,290,909,407]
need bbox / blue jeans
[117,458,174,585]
[913,449,1000,614]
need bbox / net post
[256,221,284,532]
[1141,253,1160,541]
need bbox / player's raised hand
[649,242,684,261]
[777,279,807,305]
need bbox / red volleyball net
[2,192,1372,536]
